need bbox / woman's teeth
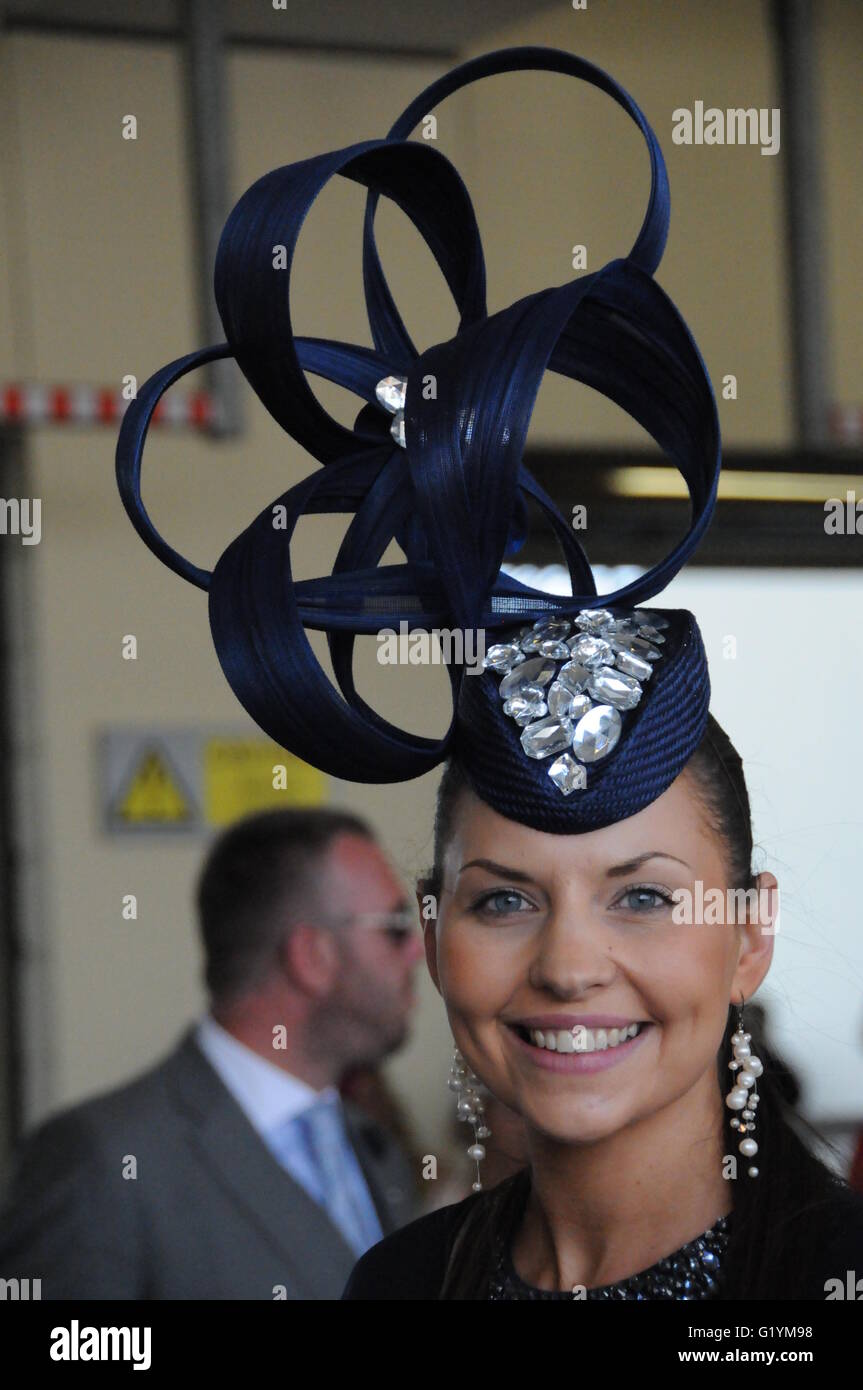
[526,1022,643,1053]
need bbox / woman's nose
[527,906,615,997]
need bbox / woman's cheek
[614,916,733,986]
[437,918,514,1016]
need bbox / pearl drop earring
[448,1047,491,1191]
[724,999,763,1178]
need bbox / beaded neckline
[487,1199,732,1301]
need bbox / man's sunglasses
[349,908,420,945]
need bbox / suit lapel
[164,1029,358,1297]
[342,1100,417,1236]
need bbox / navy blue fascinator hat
[116,46,720,835]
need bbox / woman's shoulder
[341,1188,485,1300]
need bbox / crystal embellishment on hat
[482,608,669,796]
[375,374,408,449]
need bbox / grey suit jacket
[0,1027,418,1299]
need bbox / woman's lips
[504,1020,653,1073]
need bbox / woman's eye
[617,885,675,912]
[472,889,534,917]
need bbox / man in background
[0,808,423,1298]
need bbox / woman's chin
[519,1101,636,1148]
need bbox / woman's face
[425,772,776,1145]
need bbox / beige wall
[463,0,790,446]
[0,1,860,1160]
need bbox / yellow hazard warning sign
[113,747,195,826]
[203,738,326,827]
[101,728,328,834]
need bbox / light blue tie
[269,1096,383,1257]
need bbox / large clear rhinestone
[391,411,406,448]
[574,608,615,633]
[611,634,662,662]
[530,617,572,640]
[548,753,588,795]
[614,648,653,681]
[604,617,641,640]
[522,637,570,659]
[483,642,526,673]
[572,704,622,762]
[375,375,407,413]
[557,660,592,693]
[503,694,548,725]
[499,656,556,699]
[634,610,670,630]
[546,681,570,719]
[544,639,572,659]
[569,634,616,670]
[587,667,642,710]
[504,680,546,705]
[548,681,592,720]
[520,716,574,760]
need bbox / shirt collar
[194,1013,340,1137]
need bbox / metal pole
[772,0,831,448]
[182,0,242,437]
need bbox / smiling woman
[341,718,863,1300]
[115,43,863,1302]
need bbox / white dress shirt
[194,1013,384,1254]
[194,1013,340,1136]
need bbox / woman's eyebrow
[606,851,690,877]
[458,851,690,883]
[458,858,534,883]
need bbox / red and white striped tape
[0,384,217,428]
[3,383,861,443]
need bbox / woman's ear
[416,882,442,995]
[731,871,778,1002]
